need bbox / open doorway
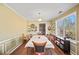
[39,23,46,35]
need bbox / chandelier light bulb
[38,18,42,21]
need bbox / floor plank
[11,42,66,55]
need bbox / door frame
[39,23,46,35]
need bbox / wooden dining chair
[32,41,47,55]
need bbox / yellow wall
[0,4,27,41]
[48,20,56,34]
[26,21,49,35]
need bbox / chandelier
[37,12,42,21]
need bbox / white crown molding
[3,3,28,21]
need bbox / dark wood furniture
[47,35,70,54]
[55,37,70,54]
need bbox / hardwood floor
[11,43,27,55]
[11,42,66,55]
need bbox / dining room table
[25,35,55,55]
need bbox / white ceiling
[6,3,78,21]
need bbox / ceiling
[5,3,78,21]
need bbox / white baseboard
[6,43,23,55]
